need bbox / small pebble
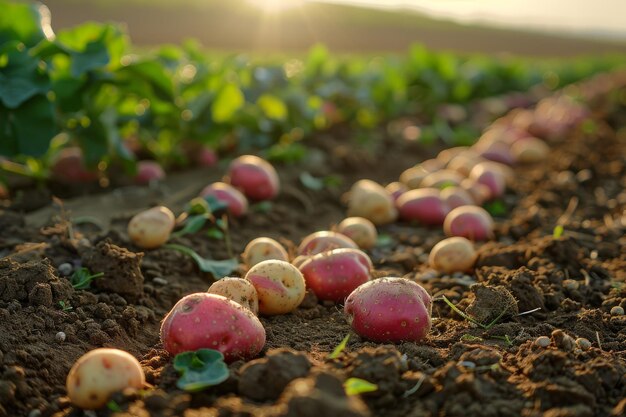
[28,410,41,417]
[55,332,66,343]
[57,263,73,277]
[575,338,592,351]
[534,336,550,348]
[458,361,476,369]
[563,279,579,291]
[610,306,624,316]
[152,277,168,286]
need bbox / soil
[0,73,625,417]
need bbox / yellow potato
[66,348,145,410]
[428,237,477,273]
[242,237,289,268]
[127,206,175,249]
[208,277,259,315]
[336,217,378,250]
[245,260,305,315]
[347,180,397,225]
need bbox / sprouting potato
[127,206,175,249]
[66,348,145,410]
[242,237,289,268]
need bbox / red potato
[298,231,358,256]
[225,155,279,201]
[469,162,507,199]
[428,237,477,273]
[50,147,99,184]
[420,169,464,189]
[200,182,248,217]
[396,188,450,226]
[511,137,550,163]
[347,180,398,225]
[385,182,408,202]
[66,348,145,409]
[245,260,306,315]
[299,248,372,303]
[208,277,259,315]
[443,206,494,241]
[134,160,165,185]
[127,206,175,249]
[242,237,289,268]
[440,186,475,210]
[459,178,492,206]
[336,217,378,250]
[344,277,432,343]
[473,138,515,165]
[160,293,265,362]
[196,146,218,167]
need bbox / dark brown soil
[0,73,625,417]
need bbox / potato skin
[245,260,306,315]
[428,237,477,273]
[160,293,266,362]
[336,217,378,250]
[242,237,289,268]
[208,277,259,315]
[225,155,279,201]
[200,182,248,217]
[66,348,145,410]
[347,180,398,225]
[443,206,494,241]
[344,277,432,343]
[299,248,372,303]
[396,188,450,225]
[127,206,175,249]
[298,231,358,256]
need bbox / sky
[311,0,626,40]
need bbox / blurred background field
[42,0,626,56]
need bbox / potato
[459,178,492,206]
[399,166,429,189]
[225,155,280,201]
[346,180,398,225]
[336,217,378,250]
[298,231,358,256]
[50,147,99,184]
[242,237,289,268]
[208,277,259,315]
[127,206,175,249]
[437,146,471,165]
[160,293,265,362]
[396,188,449,226]
[428,237,477,273]
[245,260,306,315]
[385,182,408,202]
[511,137,550,163]
[200,182,249,217]
[66,348,145,409]
[134,160,165,185]
[420,169,464,189]
[443,206,494,241]
[469,162,507,199]
[344,277,432,343]
[440,186,475,210]
[446,152,484,176]
[299,248,372,303]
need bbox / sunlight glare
[247,0,305,14]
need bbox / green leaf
[0,94,56,157]
[299,172,324,191]
[172,214,209,238]
[173,349,229,393]
[211,83,244,123]
[69,267,104,290]
[553,225,564,239]
[0,1,53,47]
[256,94,287,121]
[344,378,378,396]
[0,43,50,109]
[483,200,507,217]
[70,39,109,77]
[203,195,229,213]
[327,334,350,359]
[164,244,238,278]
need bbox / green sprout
[58,300,73,311]
[69,268,104,290]
[552,225,564,239]
[173,349,229,392]
[344,378,378,396]
[327,334,350,360]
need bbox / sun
[246,0,305,15]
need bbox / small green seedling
[483,200,507,217]
[69,268,104,290]
[59,301,73,311]
[460,334,484,343]
[172,214,210,238]
[344,377,378,396]
[327,334,350,360]
[489,334,513,347]
[251,201,273,213]
[173,349,229,392]
[164,244,238,279]
[106,400,122,412]
[552,225,564,239]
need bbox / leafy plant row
[1,0,624,178]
